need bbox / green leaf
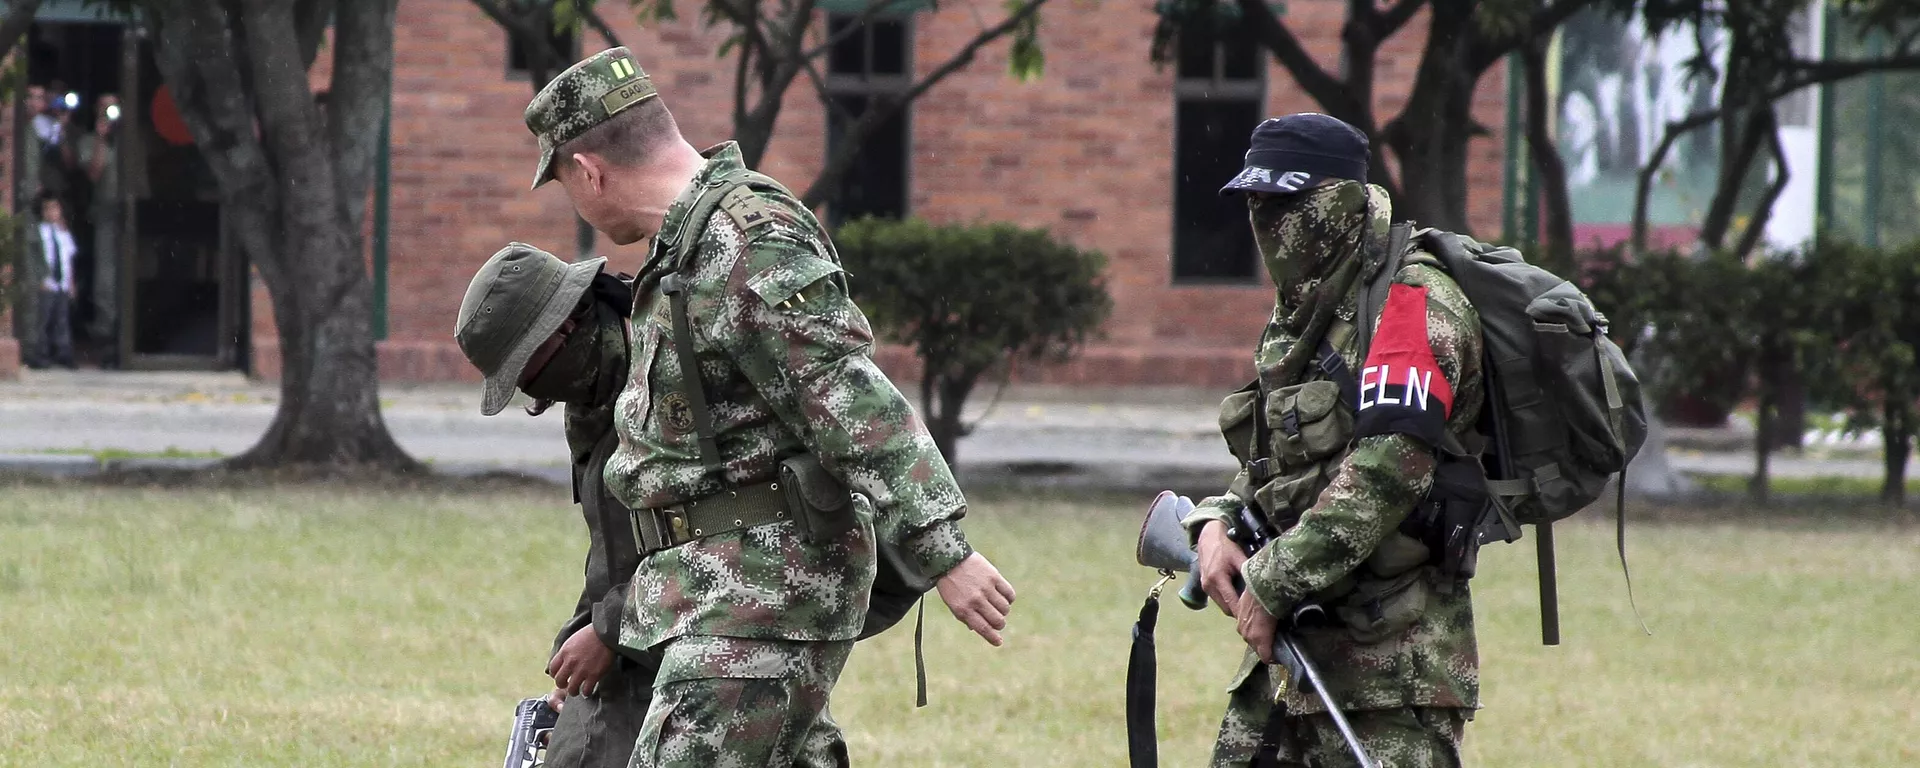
[1004,0,1045,82]
[553,0,580,34]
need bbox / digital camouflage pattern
[1213,681,1468,768]
[608,142,974,652]
[632,636,853,768]
[525,47,660,188]
[1181,182,1484,765]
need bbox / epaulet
[719,184,779,232]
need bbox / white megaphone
[1135,490,1209,610]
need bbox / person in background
[39,85,75,212]
[27,193,79,370]
[78,94,122,367]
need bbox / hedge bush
[833,216,1113,465]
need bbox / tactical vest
[1217,225,1486,615]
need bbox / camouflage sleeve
[717,222,975,580]
[1183,472,1252,549]
[1242,277,1479,614]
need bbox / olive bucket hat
[455,243,607,416]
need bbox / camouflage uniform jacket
[552,309,654,669]
[608,142,973,651]
[1184,211,1486,716]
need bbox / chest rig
[1220,224,1488,595]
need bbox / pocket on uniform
[1216,384,1261,466]
[1333,569,1430,646]
[1251,468,1325,528]
[1266,380,1354,466]
[621,322,664,431]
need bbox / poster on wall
[1551,8,1728,250]
[1550,3,1825,252]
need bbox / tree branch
[800,0,906,61]
[1522,33,1573,266]
[1238,0,1357,116]
[1700,105,1771,249]
[1469,0,1592,74]
[579,1,625,49]
[797,50,858,126]
[1371,0,1423,39]
[330,0,397,239]
[798,0,1053,206]
[294,0,335,69]
[1731,111,1788,261]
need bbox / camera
[106,104,121,121]
[60,92,79,110]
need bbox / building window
[1173,23,1264,283]
[824,14,912,227]
[507,24,578,76]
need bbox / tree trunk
[1750,388,1772,504]
[148,0,415,471]
[0,0,44,64]
[929,373,977,468]
[917,360,970,466]
[1771,363,1807,451]
[1884,400,1912,506]
[1522,35,1575,271]
[1383,0,1477,232]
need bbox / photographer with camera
[77,94,122,366]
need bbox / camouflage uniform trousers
[1212,664,1470,768]
[628,635,854,768]
[546,659,656,768]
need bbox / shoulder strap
[1356,221,1414,362]
[657,169,763,480]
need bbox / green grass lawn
[1,482,1915,766]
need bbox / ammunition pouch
[778,453,858,545]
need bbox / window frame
[822,12,917,227]
[1171,26,1267,285]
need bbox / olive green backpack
[1357,225,1651,643]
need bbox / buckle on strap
[631,480,793,554]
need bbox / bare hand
[545,625,614,698]
[1235,589,1280,663]
[1197,520,1249,617]
[546,687,568,712]
[935,552,1016,646]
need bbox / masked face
[520,301,627,408]
[1245,181,1369,306]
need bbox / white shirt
[32,114,61,146]
[39,222,76,294]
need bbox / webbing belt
[630,480,792,554]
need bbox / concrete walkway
[0,370,1910,495]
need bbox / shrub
[833,216,1113,465]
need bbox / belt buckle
[667,508,691,543]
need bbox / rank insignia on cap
[611,57,638,80]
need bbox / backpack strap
[1356,222,1414,363]
[655,167,783,480]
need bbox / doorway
[13,13,246,372]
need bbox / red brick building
[3,0,1509,388]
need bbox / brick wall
[1,1,1513,389]
[326,0,1512,390]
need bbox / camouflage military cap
[455,242,606,416]
[525,47,660,189]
